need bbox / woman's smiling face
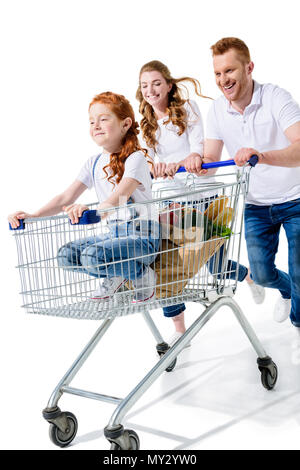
[140,70,172,109]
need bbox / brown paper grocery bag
[153,236,226,299]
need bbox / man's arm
[234,121,300,167]
[200,139,224,175]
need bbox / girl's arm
[98,177,140,214]
[63,178,140,223]
[8,180,87,228]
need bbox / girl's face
[89,102,131,153]
[140,70,172,109]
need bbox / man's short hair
[211,37,251,63]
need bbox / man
[193,37,300,363]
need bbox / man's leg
[244,204,291,297]
[281,199,300,327]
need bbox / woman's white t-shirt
[77,150,157,220]
[140,99,216,199]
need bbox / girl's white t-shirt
[77,150,157,220]
[140,99,216,199]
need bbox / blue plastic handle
[70,209,101,225]
[176,155,259,172]
[9,219,25,230]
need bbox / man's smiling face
[213,48,253,103]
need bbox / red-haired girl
[8,92,159,302]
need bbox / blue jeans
[163,198,248,318]
[244,198,300,327]
[57,220,160,281]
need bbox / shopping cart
[9,157,278,450]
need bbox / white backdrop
[1,0,299,450]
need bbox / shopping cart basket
[9,157,278,450]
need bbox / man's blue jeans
[244,198,300,327]
[57,220,160,281]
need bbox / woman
[136,60,265,346]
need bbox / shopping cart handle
[70,209,101,225]
[177,155,259,172]
[9,219,25,230]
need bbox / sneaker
[273,297,291,323]
[132,266,156,303]
[247,281,265,304]
[90,277,126,300]
[291,328,300,366]
[168,331,191,349]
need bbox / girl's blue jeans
[163,198,248,318]
[57,220,160,281]
[244,198,300,327]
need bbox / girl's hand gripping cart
[9,156,278,450]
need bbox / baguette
[204,196,229,220]
[213,207,233,227]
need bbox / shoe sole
[132,289,155,303]
[89,279,127,301]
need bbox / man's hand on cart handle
[234,148,264,166]
[63,204,90,225]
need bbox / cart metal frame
[10,161,278,450]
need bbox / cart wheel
[165,357,177,372]
[260,362,278,390]
[49,411,78,447]
[156,342,177,372]
[110,429,140,450]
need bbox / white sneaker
[132,266,156,303]
[90,277,126,300]
[168,331,191,349]
[273,297,291,323]
[247,281,265,304]
[291,328,300,365]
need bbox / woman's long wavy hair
[136,60,210,150]
[89,91,149,187]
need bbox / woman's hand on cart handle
[164,162,181,179]
[152,162,168,179]
[63,204,90,225]
[8,211,33,230]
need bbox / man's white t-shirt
[206,81,300,205]
[140,99,216,199]
[77,150,156,220]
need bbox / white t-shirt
[206,81,300,205]
[77,150,157,220]
[140,100,216,200]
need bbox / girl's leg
[80,221,160,280]
[57,235,109,277]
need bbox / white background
[1,0,300,450]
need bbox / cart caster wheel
[257,357,278,390]
[109,429,140,450]
[165,357,177,372]
[156,342,177,372]
[48,411,78,448]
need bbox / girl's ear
[122,117,132,133]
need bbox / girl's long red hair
[89,91,149,186]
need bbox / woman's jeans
[57,220,160,281]
[244,198,300,327]
[163,198,248,318]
